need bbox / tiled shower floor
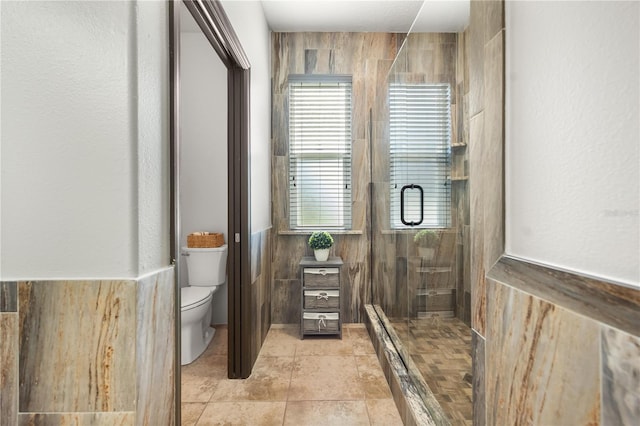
[181,324,403,425]
[390,316,473,425]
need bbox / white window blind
[389,83,451,229]
[289,75,352,229]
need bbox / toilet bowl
[180,244,227,365]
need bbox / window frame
[288,74,353,230]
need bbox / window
[288,75,352,229]
[389,83,451,229]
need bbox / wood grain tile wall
[482,257,640,426]
[0,267,176,425]
[251,228,273,366]
[270,32,401,324]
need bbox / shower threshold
[364,304,450,426]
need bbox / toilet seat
[181,286,212,311]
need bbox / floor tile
[348,326,377,355]
[181,402,206,425]
[196,401,286,426]
[251,356,295,380]
[259,327,299,357]
[355,355,392,399]
[289,355,364,401]
[365,399,404,426]
[210,376,290,402]
[182,355,228,381]
[202,326,228,356]
[181,375,218,403]
[296,335,354,356]
[284,400,370,425]
[181,325,402,425]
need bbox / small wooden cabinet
[299,256,343,339]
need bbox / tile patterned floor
[390,316,473,425]
[181,324,403,426]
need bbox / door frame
[170,0,252,420]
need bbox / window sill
[278,229,364,236]
[379,228,455,235]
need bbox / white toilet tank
[183,244,228,287]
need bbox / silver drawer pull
[319,269,327,275]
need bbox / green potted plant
[413,229,439,260]
[308,231,334,261]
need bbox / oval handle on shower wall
[400,184,424,227]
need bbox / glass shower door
[369,28,472,424]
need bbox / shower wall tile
[272,236,308,280]
[304,48,334,74]
[4,270,178,424]
[136,268,175,426]
[271,32,400,324]
[271,93,288,157]
[463,225,471,294]
[271,26,466,349]
[485,255,640,425]
[484,0,504,43]
[251,228,272,364]
[482,30,504,274]
[271,279,301,324]
[1,282,17,312]
[469,112,486,336]
[303,32,335,49]
[18,280,137,413]
[17,412,135,425]
[601,326,640,425]
[468,0,485,118]
[341,260,368,322]
[488,257,640,337]
[271,33,289,93]
[471,330,485,426]
[251,231,263,283]
[485,277,600,426]
[1,313,18,426]
[352,138,369,203]
[272,156,289,231]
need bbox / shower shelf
[416,266,451,273]
[416,288,454,296]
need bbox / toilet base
[181,324,216,365]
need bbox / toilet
[180,244,227,365]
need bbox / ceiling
[181,1,470,34]
[260,0,470,33]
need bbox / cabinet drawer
[303,267,339,288]
[303,312,339,333]
[304,290,339,309]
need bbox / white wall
[1,1,168,279]
[136,1,171,275]
[179,21,228,323]
[222,0,272,232]
[178,1,271,323]
[505,1,639,286]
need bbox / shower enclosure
[369,21,472,425]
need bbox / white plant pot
[314,248,330,262]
